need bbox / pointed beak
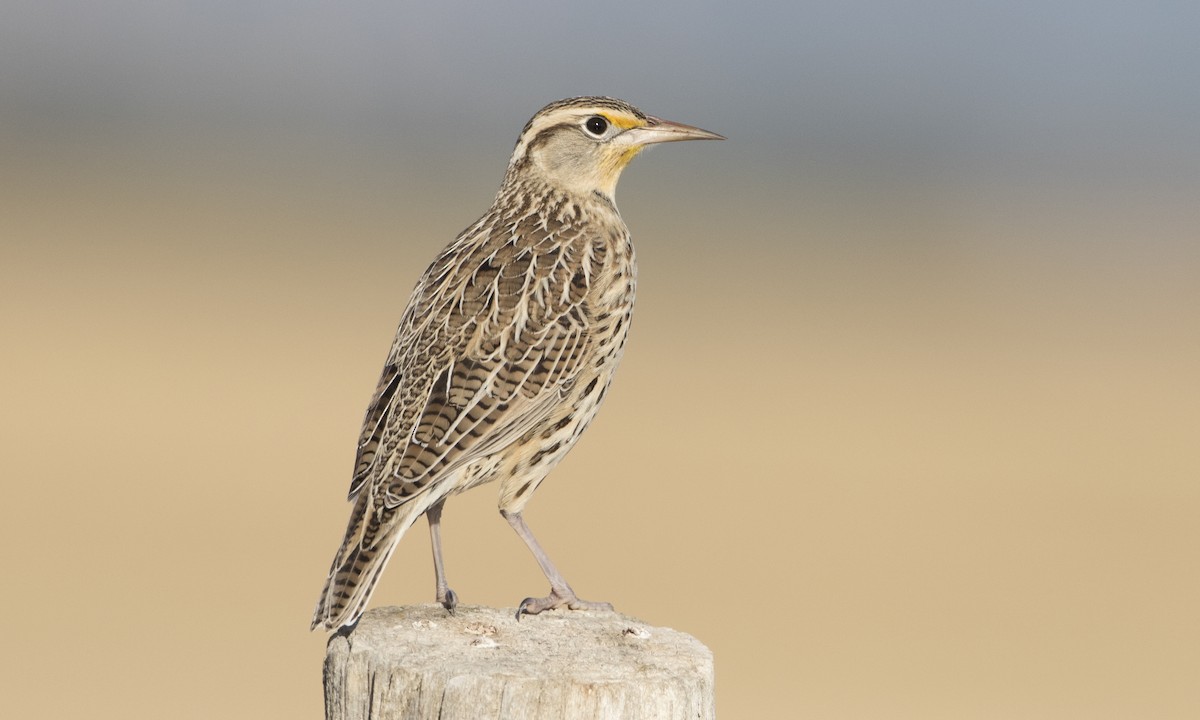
[622,115,726,146]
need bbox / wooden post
[323,605,715,720]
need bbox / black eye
[585,116,608,136]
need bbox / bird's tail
[311,487,437,631]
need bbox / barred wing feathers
[312,211,609,629]
[348,223,599,505]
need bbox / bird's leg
[501,509,613,620]
[426,499,457,614]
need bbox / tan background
[3,3,1198,718]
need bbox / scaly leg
[501,509,613,620]
[426,499,457,614]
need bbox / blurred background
[2,1,1198,718]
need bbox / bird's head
[506,96,724,200]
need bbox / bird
[311,96,723,631]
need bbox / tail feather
[311,488,436,631]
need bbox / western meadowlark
[311,96,723,630]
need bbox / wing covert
[346,231,598,507]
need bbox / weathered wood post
[323,605,715,719]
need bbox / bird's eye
[585,116,609,136]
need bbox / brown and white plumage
[312,96,722,630]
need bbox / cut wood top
[328,604,712,684]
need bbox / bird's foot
[515,588,613,620]
[437,587,458,615]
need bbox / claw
[440,588,458,615]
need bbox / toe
[516,595,551,620]
[439,588,458,615]
[567,599,614,612]
[515,591,613,620]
